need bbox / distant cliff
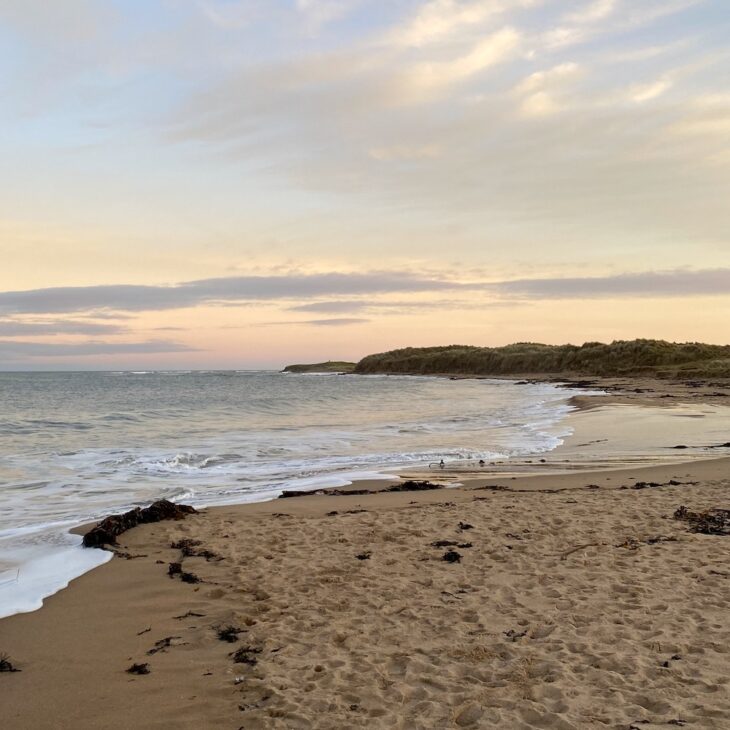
[282,361,356,374]
[354,340,730,379]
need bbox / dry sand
[1,456,729,729]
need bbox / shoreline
[4,383,730,621]
[1,380,729,728]
[359,371,730,410]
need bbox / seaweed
[382,481,442,493]
[171,538,201,553]
[126,663,150,675]
[171,538,220,561]
[217,625,245,643]
[231,646,262,666]
[147,636,183,655]
[432,540,472,549]
[504,629,528,642]
[623,479,695,490]
[167,561,200,583]
[442,550,462,563]
[83,500,196,548]
[279,480,442,499]
[616,536,678,550]
[673,506,730,536]
[0,653,20,673]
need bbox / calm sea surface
[0,371,581,617]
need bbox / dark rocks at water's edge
[82,500,197,549]
[278,480,443,500]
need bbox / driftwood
[82,500,197,548]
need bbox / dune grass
[354,340,730,379]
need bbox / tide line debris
[673,506,729,536]
[279,481,443,499]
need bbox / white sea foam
[0,534,112,617]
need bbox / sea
[0,370,587,617]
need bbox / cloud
[259,317,370,326]
[288,300,369,314]
[564,0,618,26]
[304,317,369,326]
[369,144,442,161]
[403,28,521,98]
[0,0,114,45]
[0,272,469,315]
[629,75,673,103]
[542,0,698,51]
[495,268,730,299]
[1,268,727,323]
[0,339,195,361]
[286,298,524,314]
[394,0,509,47]
[0,319,126,336]
[515,62,582,116]
[296,0,361,32]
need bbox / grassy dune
[355,340,730,379]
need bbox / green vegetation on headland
[354,340,730,379]
[282,361,356,374]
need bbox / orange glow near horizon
[0,1,728,368]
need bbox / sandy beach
[1,393,729,729]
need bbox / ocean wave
[0,372,589,618]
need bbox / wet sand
[1,393,729,729]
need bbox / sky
[0,0,728,369]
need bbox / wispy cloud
[515,62,582,116]
[0,339,195,361]
[392,0,529,48]
[402,27,521,99]
[1,268,726,322]
[0,319,126,336]
[564,0,618,26]
[496,268,730,299]
[0,272,469,315]
[261,317,370,327]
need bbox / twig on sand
[550,542,606,560]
